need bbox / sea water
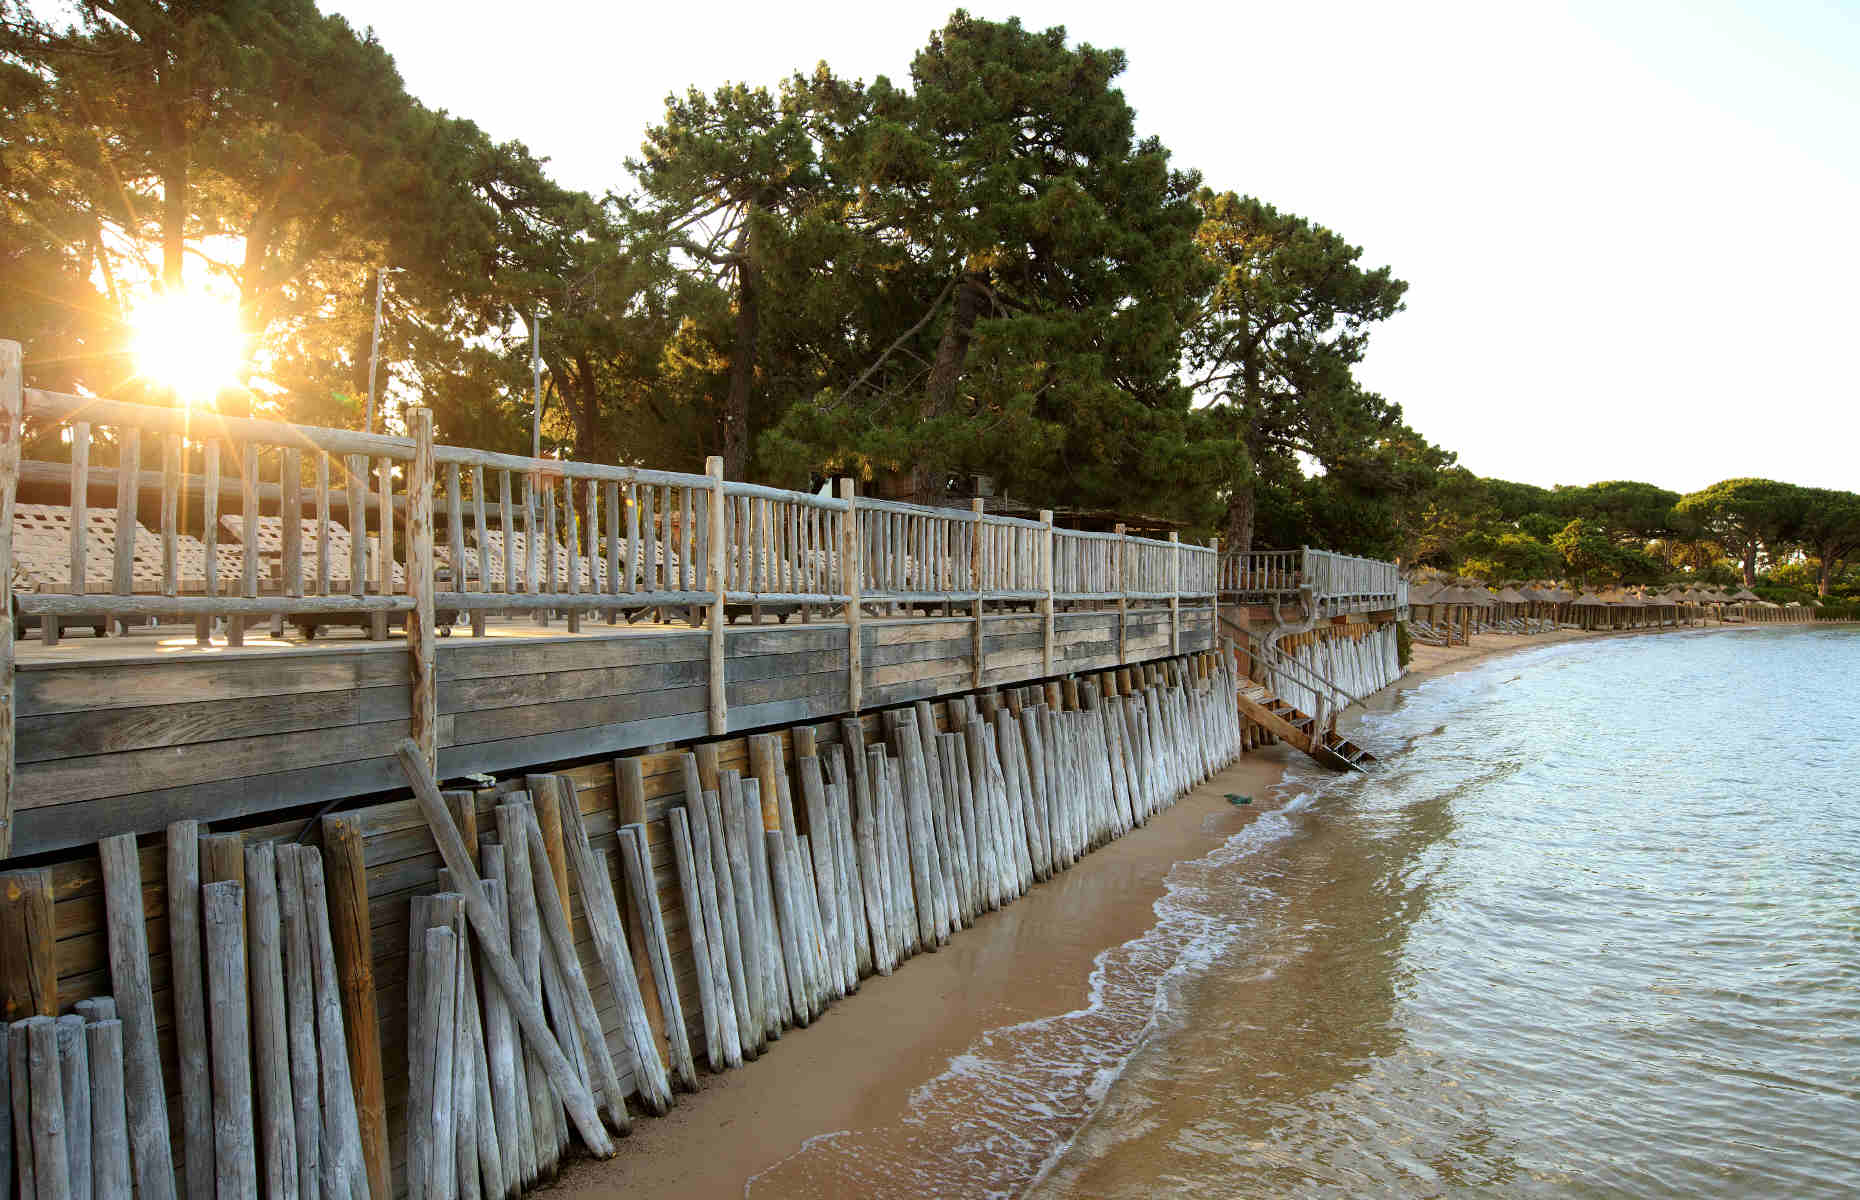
[756,625,1860,1197]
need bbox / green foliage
[1185,188,1425,550]
[7,2,1858,569]
[1673,478,1805,585]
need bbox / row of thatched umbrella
[1406,577,1811,637]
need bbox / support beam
[707,457,728,736]
[841,478,862,714]
[0,340,16,856]
[408,407,437,770]
[1039,509,1054,678]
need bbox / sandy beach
[551,621,1759,1198]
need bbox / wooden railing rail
[20,386,417,647]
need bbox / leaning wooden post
[394,741,614,1157]
[1169,531,1181,657]
[0,340,18,857]
[840,478,862,714]
[319,814,390,1200]
[1114,523,1128,668]
[707,456,728,736]
[1039,509,1055,678]
[408,407,438,770]
[969,499,985,690]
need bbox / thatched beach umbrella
[1614,591,1645,629]
[1571,589,1609,630]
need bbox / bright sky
[326,0,1859,495]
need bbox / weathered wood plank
[18,690,362,764]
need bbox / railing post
[407,406,438,771]
[708,456,729,735]
[1210,536,1221,644]
[969,498,984,690]
[1039,509,1055,678]
[840,478,862,714]
[1169,531,1181,657]
[1115,522,1128,666]
[0,339,16,856]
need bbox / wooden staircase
[1237,679,1376,771]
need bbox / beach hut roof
[1496,586,1528,604]
[1573,589,1608,605]
[1614,592,1644,607]
[1729,588,1759,601]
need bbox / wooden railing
[1217,546,1403,616]
[1302,547,1400,609]
[1219,548,1301,594]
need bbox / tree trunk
[158,22,188,293]
[722,217,759,479]
[569,352,603,462]
[1224,478,1257,556]
[915,271,987,504]
[1741,543,1757,587]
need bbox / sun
[130,291,246,403]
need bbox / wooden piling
[244,843,299,1200]
[204,879,257,1199]
[163,819,215,1200]
[98,833,176,1200]
[85,1020,130,1200]
[319,813,389,1200]
[274,840,323,1199]
[28,1017,71,1200]
[55,1015,89,1200]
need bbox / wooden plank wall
[3,644,1224,1197]
[8,608,1214,856]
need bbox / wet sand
[552,747,1302,1197]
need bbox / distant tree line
[3,3,1846,593]
[1407,474,1860,600]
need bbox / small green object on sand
[1224,793,1252,806]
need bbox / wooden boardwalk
[0,340,1225,860]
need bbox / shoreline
[553,619,1818,1197]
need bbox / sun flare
[130,291,246,403]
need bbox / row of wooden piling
[3,999,129,1200]
[2,830,368,1200]
[392,652,1243,1199]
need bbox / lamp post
[529,310,543,459]
[364,266,403,433]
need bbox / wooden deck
[11,603,1214,856]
